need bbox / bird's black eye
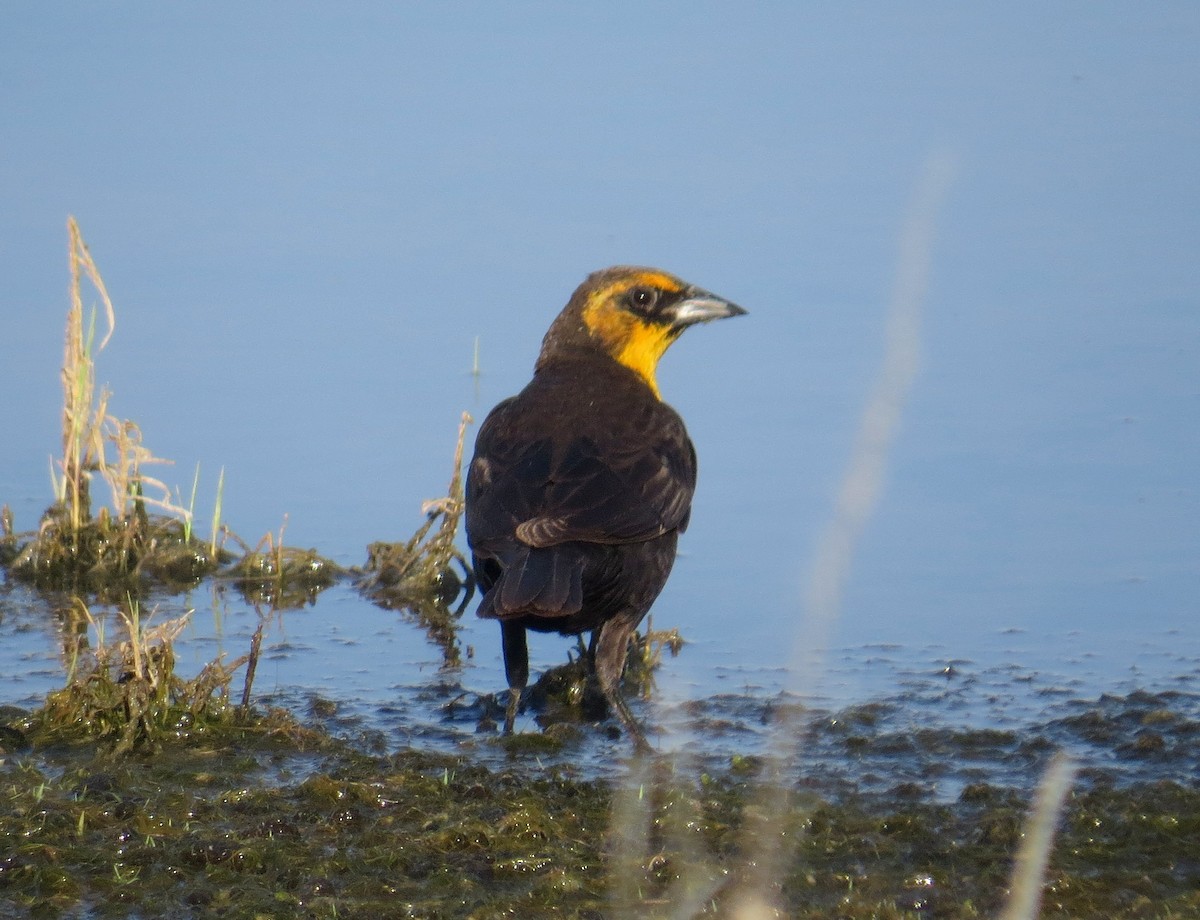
[627,287,659,312]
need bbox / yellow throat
[581,271,683,398]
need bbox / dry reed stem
[60,216,116,532]
[602,154,957,920]
[58,217,188,534]
[76,597,190,681]
[117,602,192,691]
[241,616,267,710]
[102,417,187,522]
[607,764,654,912]
[724,151,957,917]
[1000,753,1077,920]
[366,410,472,591]
[418,409,473,565]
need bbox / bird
[465,266,746,749]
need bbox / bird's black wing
[466,395,696,554]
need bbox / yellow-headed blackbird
[466,266,746,748]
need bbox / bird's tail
[477,546,584,620]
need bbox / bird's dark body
[467,354,695,640]
[463,265,743,748]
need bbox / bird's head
[537,266,747,397]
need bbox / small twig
[241,617,266,711]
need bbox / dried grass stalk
[60,216,116,533]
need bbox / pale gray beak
[669,286,748,328]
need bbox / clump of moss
[509,621,686,737]
[32,596,255,756]
[4,710,1199,920]
[222,518,344,610]
[0,505,18,566]
[8,501,237,596]
[2,220,224,594]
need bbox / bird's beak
[669,286,748,329]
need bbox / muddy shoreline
[2,686,1197,919]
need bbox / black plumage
[465,266,744,748]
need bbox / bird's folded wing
[467,429,695,550]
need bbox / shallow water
[3,575,1196,804]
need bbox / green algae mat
[2,694,1198,920]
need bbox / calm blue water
[1,5,1197,767]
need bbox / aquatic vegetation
[225,516,344,611]
[30,595,257,757]
[2,698,1199,918]
[5,219,240,594]
[624,615,686,693]
[511,620,686,737]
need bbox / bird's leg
[594,616,652,754]
[500,621,529,734]
[505,688,521,735]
